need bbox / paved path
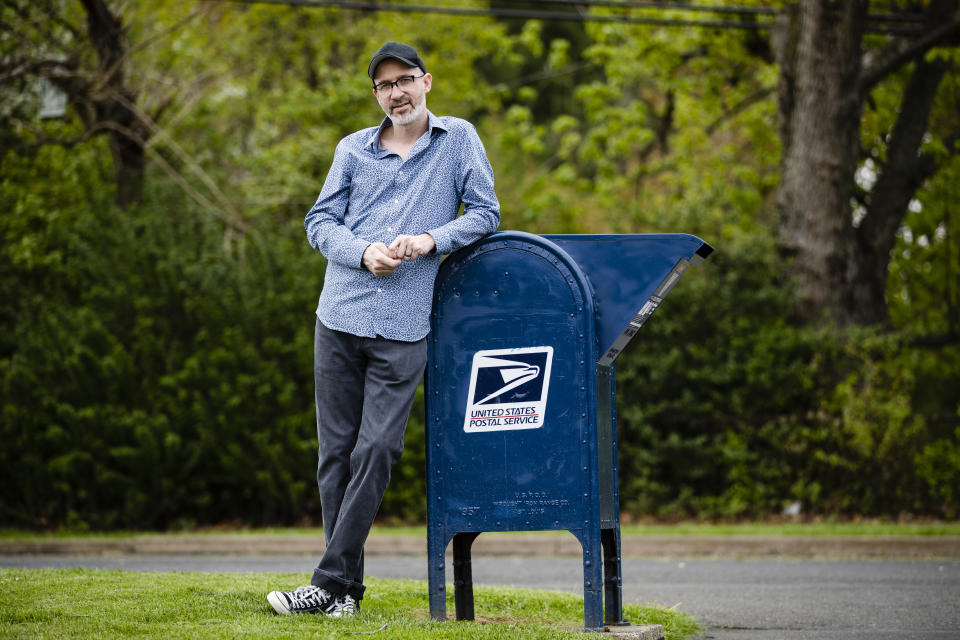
[4,553,957,639]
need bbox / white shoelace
[329,595,357,617]
[289,586,331,608]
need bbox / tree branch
[908,130,960,188]
[705,85,775,134]
[95,3,211,99]
[110,92,239,216]
[78,0,127,82]
[157,71,219,130]
[147,88,180,126]
[0,58,70,84]
[857,53,949,270]
[144,142,251,236]
[859,12,960,94]
[10,105,250,237]
[126,3,212,60]
[97,119,251,235]
[7,117,110,149]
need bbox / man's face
[373,59,431,126]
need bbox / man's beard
[388,96,425,126]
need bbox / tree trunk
[775,0,868,324]
[109,124,146,209]
[848,0,957,326]
[775,0,958,327]
[849,58,948,325]
[81,0,147,209]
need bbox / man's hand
[389,233,436,262]
[362,242,402,276]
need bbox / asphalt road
[4,553,957,639]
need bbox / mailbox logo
[464,346,553,433]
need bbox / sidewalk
[3,532,958,558]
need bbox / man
[267,42,500,617]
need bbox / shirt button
[394,199,399,204]
[377,288,382,293]
[387,227,393,232]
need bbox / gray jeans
[310,319,427,600]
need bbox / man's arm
[425,123,500,255]
[305,139,374,270]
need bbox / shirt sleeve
[304,139,371,269]
[427,123,500,255]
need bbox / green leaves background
[2,1,958,528]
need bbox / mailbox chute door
[546,233,712,366]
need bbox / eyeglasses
[373,74,425,95]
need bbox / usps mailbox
[426,231,712,630]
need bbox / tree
[774,0,960,327]
[1,0,209,209]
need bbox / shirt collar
[366,110,447,152]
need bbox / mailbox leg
[428,528,449,621]
[453,532,480,620]
[601,528,628,625]
[575,528,604,631]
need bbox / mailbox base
[428,527,627,631]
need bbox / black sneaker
[328,595,359,618]
[267,585,335,615]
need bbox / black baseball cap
[367,41,427,80]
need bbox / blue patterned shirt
[306,111,500,341]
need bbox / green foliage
[915,426,960,519]
[2,0,958,530]
[615,234,960,519]
[615,235,825,518]
[0,141,320,529]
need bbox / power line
[521,0,927,24]
[517,0,778,17]
[220,0,927,36]
[223,0,770,29]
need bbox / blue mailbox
[425,231,712,630]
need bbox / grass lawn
[0,569,699,640]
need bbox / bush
[1,144,321,529]
[614,234,960,520]
[3,146,957,530]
